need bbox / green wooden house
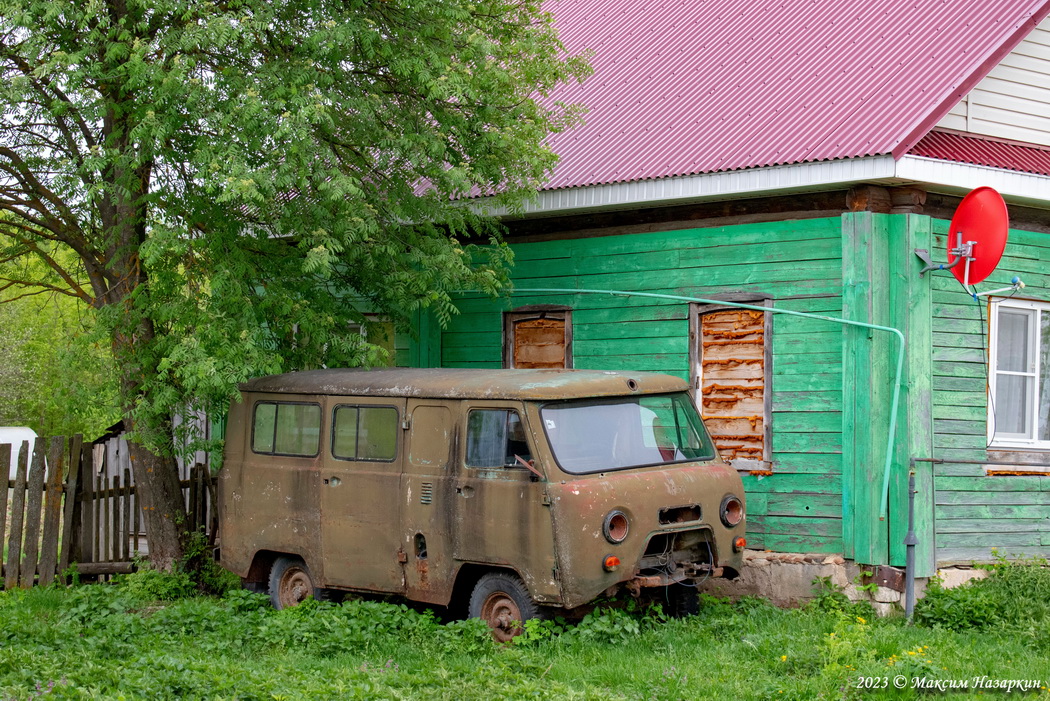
[400,0,1050,581]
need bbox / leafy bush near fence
[2,564,1050,700]
[913,554,1050,641]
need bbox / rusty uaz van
[218,368,745,639]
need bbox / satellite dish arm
[915,232,973,278]
[915,250,965,277]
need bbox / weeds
[1,562,1050,699]
[806,576,875,618]
[913,553,1050,633]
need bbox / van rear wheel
[268,556,317,610]
[469,572,541,642]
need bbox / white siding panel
[937,19,1050,147]
[940,98,969,131]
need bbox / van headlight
[720,495,744,527]
[603,510,630,544]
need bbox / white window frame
[987,297,1050,450]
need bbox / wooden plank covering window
[504,308,572,369]
[698,309,769,470]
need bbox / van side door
[400,400,457,605]
[320,397,406,594]
[452,401,560,603]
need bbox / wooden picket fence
[1,435,216,588]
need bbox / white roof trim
[487,153,1050,219]
[895,155,1050,209]
[494,156,899,218]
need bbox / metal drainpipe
[904,465,918,622]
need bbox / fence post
[38,436,66,586]
[122,468,132,562]
[0,443,9,580]
[4,441,30,589]
[100,471,109,563]
[58,435,84,582]
[20,440,48,587]
[79,444,96,566]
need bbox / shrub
[805,576,874,618]
[914,555,1050,631]
[117,565,197,602]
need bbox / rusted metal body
[219,368,745,614]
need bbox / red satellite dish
[946,187,1009,286]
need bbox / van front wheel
[469,572,541,642]
[269,556,317,610]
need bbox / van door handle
[456,485,474,498]
[324,476,341,486]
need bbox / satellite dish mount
[914,186,1020,298]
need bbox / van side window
[332,405,399,461]
[252,402,321,457]
[466,410,530,468]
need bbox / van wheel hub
[279,569,312,605]
[268,556,317,610]
[480,593,523,641]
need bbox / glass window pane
[542,393,715,474]
[467,410,516,467]
[995,375,1030,437]
[274,404,321,456]
[359,407,398,460]
[332,406,359,459]
[997,309,1031,372]
[252,403,276,453]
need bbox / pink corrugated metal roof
[541,0,1050,190]
[909,130,1050,176]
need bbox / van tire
[268,556,318,610]
[468,572,541,642]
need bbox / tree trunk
[108,273,189,571]
[114,328,189,572]
[125,433,187,572]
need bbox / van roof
[239,368,689,400]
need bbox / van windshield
[540,393,717,474]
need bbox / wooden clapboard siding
[928,217,1050,564]
[435,215,847,554]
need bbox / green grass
[0,575,1049,700]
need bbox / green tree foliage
[0,0,589,567]
[0,290,119,438]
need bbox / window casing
[251,402,322,457]
[504,306,572,369]
[988,298,1050,449]
[347,315,396,366]
[691,303,772,471]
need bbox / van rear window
[251,402,321,456]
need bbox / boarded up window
[504,308,572,369]
[697,309,769,470]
